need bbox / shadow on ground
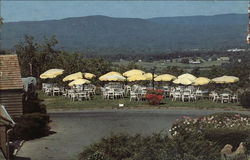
[13,156,31,160]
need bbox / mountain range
[1,14,248,52]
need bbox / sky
[1,1,248,22]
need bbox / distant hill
[1,14,248,53]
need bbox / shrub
[145,89,164,105]
[240,91,250,108]
[22,92,47,114]
[79,133,176,160]
[11,113,50,140]
[170,112,250,158]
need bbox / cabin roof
[0,54,23,90]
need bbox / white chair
[196,90,203,99]
[77,92,90,101]
[231,94,238,103]
[189,93,197,102]
[182,91,191,102]
[107,91,115,100]
[172,92,181,101]
[130,91,139,101]
[212,93,221,102]
[45,88,52,96]
[221,93,230,103]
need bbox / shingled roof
[0,54,23,90]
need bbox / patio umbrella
[144,73,158,80]
[99,75,126,82]
[68,78,90,86]
[178,73,197,82]
[173,78,193,85]
[123,69,145,77]
[63,72,83,82]
[40,69,64,79]
[84,73,96,79]
[193,77,211,86]
[103,71,122,76]
[127,74,147,82]
[212,76,239,84]
[154,74,176,82]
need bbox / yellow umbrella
[212,76,239,84]
[40,69,64,79]
[63,72,83,82]
[173,78,193,85]
[127,74,147,82]
[68,78,90,86]
[84,73,96,79]
[99,75,126,81]
[178,73,197,82]
[123,69,145,77]
[193,77,211,86]
[144,73,158,80]
[154,74,176,82]
[104,71,122,76]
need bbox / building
[0,55,23,117]
[217,57,230,61]
[189,59,201,64]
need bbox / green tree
[191,67,201,77]
[0,17,3,25]
[15,35,59,77]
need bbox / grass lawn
[113,60,229,72]
[38,91,244,111]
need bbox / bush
[170,112,250,159]
[11,113,50,140]
[79,113,250,160]
[145,89,164,105]
[245,135,250,154]
[79,133,176,160]
[240,91,250,108]
[22,92,47,114]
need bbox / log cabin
[0,54,23,117]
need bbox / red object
[145,89,164,105]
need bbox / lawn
[113,60,229,72]
[38,91,244,110]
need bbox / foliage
[11,113,50,140]
[145,89,164,105]
[0,16,3,25]
[15,35,112,87]
[11,91,50,141]
[245,135,250,154]
[180,58,189,64]
[79,133,178,160]
[77,113,250,160]
[22,92,47,114]
[240,91,250,108]
[170,113,250,154]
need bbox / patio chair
[62,89,68,98]
[212,93,221,102]
[231,94,238,103]
[182,91,191,102]
[52,87,60,96]
[45,88,52,96]
[221,93,230,103]
[189,93,197,102]
[172,92,181,101]
[68,92,77,101]
[77,92,90,101]
[130,91,139,101]
[196,90,203,99]
[107,91,115,100]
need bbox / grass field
[113,60,229,72]
[38,91,243,111]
